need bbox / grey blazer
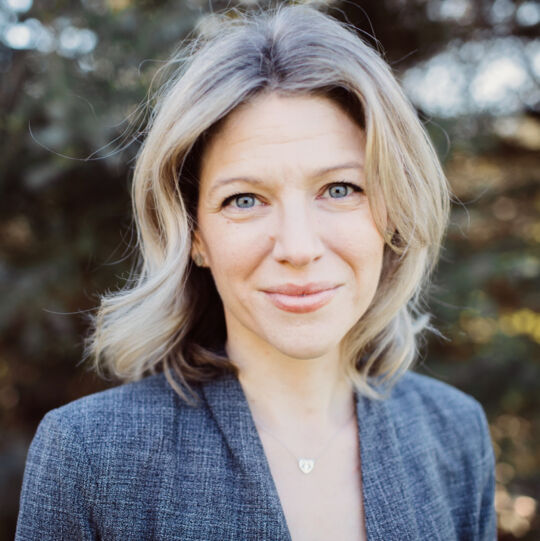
[16,370,496,540]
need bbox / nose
[271,198,324,267]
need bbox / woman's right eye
[221,193,261,209]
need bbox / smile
[262,286,340,313]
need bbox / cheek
[324,211,385,268]
[203,220,269,284]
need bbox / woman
[16,4,496,540]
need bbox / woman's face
[192,92,386,360]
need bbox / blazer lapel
[356,388,420,540]
[201,372,293,541]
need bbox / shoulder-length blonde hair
[84,3,450,402]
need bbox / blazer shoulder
[387,371,491,456]
[391,370,482,410]
[17,373,206,540]
[370,375,496,539]
[39,372,199,446]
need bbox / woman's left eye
[324,182,363,198]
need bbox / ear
[191,229,202,259]
[190,229,207,267]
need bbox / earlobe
[192,253,206,267]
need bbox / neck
[225,337,355,437]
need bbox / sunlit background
[0,0,539,539]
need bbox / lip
[262,282,339,295]
[262,283,341,314]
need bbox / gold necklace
[255,409,356,474]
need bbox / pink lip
[263,282,338,295]
[262,283,340,314]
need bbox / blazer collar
[201,372,419,540]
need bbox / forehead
[198,92,366,185]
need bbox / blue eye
[326,182,362,198]
[222,193,258,209]
[235,195,256,208]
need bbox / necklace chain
[254,408,356,474]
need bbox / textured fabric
[15,370,496,540]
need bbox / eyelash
[221,182,363,209]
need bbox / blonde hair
[84,3,450,402]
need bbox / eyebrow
[207,161,364,197]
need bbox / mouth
[262,283,341,314]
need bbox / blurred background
[0,0,538,538]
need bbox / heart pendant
[298,458,315,474]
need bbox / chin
[252,311,358,360]
[266,333,342,361]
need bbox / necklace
[254,408,357,475]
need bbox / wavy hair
[84,3,451,402]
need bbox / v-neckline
[201,371,420,540]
